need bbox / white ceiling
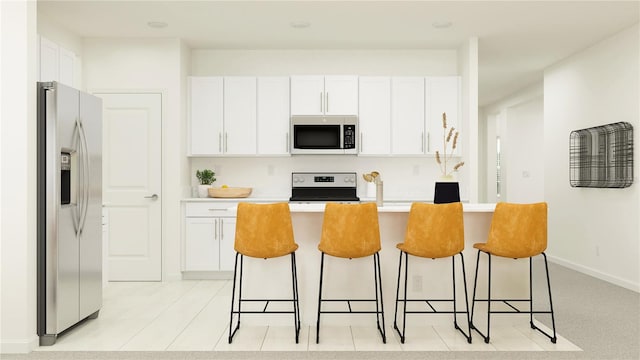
[38,1,639,106]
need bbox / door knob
[144,194,159,200]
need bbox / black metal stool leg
[316,252,325,344]
[529,253,557,343]
[543,253,557,343]
[374,252,386,343]
[228,252,241,343]
[485,253,492,343]
[470,250,490,343]
[393,251,406,343]
[457,252,472,343]
[290,252,300,343]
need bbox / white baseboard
[164,272,182,281]
[546,254,639,293]
[0,335,38,354]
[181,271,233,280]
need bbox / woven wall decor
[569,122,633,188]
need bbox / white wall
[504,97,544,202]
[457,38,479,202]
[0,0,38,353]
[83,38,189,281]
[544,24,639,291]
[192,49,457,76]
[189,49,473,202]
[481,81,544,203]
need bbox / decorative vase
[434,181,460,204]
[366,182,376,197]
[198,184,210,198]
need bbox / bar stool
[393,202,472,344]
[470,202,557,343]
[228,202,301,343]
[316,202,386,343]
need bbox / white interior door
[97,93,162,281]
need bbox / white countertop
[287,202,496,213]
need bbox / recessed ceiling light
[432,21,453,29]
[290,21,311,29]
[147,21,168,29]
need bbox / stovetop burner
[289,172,360,203]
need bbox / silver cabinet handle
[421,131,425,153]
[218,132,222,153]
[225,132,228,153]
[325,92,329,113]
[208,208,227,211]
[214,219,218,240]
[144,194,159,200]
[220,219,224,239]
[320,92,323,113]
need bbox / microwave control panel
[343,124,356,149]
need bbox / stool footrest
[473,298,553,314]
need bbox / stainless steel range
[289,172,360,203]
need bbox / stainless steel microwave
[290,115,358,155]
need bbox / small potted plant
[434,112,464,203]
[435,112,464,180]
[196,169,216,198]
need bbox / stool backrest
[235,202,297,258]
[486,202,548,258]
[319,202,381,258]
[402,202,464,258]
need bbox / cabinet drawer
[185,202,236,217]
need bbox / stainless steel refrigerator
[37,81,103,346]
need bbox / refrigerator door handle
[77,119,90,234]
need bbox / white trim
[547,254,640,293]
[0,335,38,354]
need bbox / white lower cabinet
[183,202,237,272]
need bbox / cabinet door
[189,77,224,155]
[219,217,237,271]
[391,77,425,155]
[257,77,290,155]
[426,76,461,155]
[184,217,219,271]
[324,76,358,115]
[39,36,59,82]
[224,77,257,155]
[358,77,391,155]
[58,47,75,87]
[290,76,324,115]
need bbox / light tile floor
[35,280,581,352]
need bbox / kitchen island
[215,202,530,327]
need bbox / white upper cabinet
[189,76,258,156]
[189,76,224,155]
[224,77,257,155]
[290,75,358,115]
[257,77,290,155]
[391,77,426,155]
[358,77,391,155]
[425,76,461,155]
[39,36,75,87]
[324,76,358,115]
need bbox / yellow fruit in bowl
[221,184,229,188]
